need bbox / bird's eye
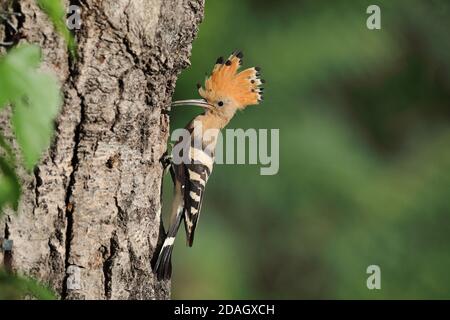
[218,101,224,107]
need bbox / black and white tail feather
[154,203,184,280]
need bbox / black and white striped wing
[183,147,213,246]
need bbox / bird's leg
[160,145,175,184]
[160,151,172,171]
[160,142,174,171]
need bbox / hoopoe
[154,51,264,280]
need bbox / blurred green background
[164,0,450,299]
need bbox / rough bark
[0,0,204,299]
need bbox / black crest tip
[216,56,224,64]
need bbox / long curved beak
[171,99,214,110]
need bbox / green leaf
[0,269,56,300]
[37,0,77,59]
[0,45,41,109]
[11,73,61,170]
[0,157,21,213]
[0,132,15,163]
[0,44,62,170]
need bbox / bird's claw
[160,151,173,171]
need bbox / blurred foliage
[166,0,450,299]
[37,0,77,59]
[0,45,61,170]
[0,156,20,211]
[0,0,72,300]
[0,269,55,300]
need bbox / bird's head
[172,51,264,121]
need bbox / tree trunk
[0,0,204,299]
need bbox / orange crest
[198,51,264,108]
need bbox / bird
[154,50,264,280]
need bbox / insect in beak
[171,99,215,111]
